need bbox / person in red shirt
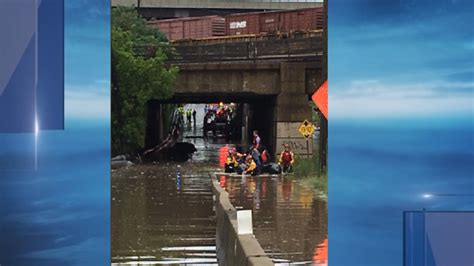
[261,148,270,164]
[279,144,295,173]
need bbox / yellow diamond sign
[299,120,315,139]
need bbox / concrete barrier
[211,174,274,266]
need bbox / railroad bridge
[145,31,326,156]
[112,0,323,19]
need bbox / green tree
[112,7,178,155]
[111,7,167,45]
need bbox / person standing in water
[279,144,295,173]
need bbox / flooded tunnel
[114,71,324,265]
[113,94,326,265]
[145,93,278,155]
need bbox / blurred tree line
[111,7,178,155]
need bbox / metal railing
[142,109,181,156]
[112,0,323,9]
[136,31,324,63]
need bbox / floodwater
[111,162,219,265]
[218,175,328,264]
[111,104,224,265]
[111,104,327,265]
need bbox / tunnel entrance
[145,94,277,155]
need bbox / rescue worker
[210,111,217,138]
[186,109,192,124]
[244,155,259,176]
[233,147,244,159]
[235,154,247,174]
[259,146,281,174]
[178,106,185,123]
[260,148,270,165]
[225,150,238,173]
[252,130,261,151]
[279,144,295,173]
[250,148,262,173]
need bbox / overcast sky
[65,0,110,120]
[63,0,473,120]
[329,0,473,118]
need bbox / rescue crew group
[178,106,197,125]
[224,130,295,176]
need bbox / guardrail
[210,174,274,266]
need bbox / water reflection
[219,175,328,263]
[111,165,218,264]
[112,104,224,264]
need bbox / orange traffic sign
[312,80,328,119]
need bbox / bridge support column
[275,63,313,158]
[145,101,164,149]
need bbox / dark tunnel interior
[145,94,277,154]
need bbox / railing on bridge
[113,0,322,10]
[136,30,324,64]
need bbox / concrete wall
[276,122,313,157]
[211,175,274,266]
[170,61,314,157]
[274,62,313,157]
[174,63,281,96]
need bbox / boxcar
[279,8,324,32]
[226,12,261,36]
[226,7,324,36]
[146,15,225,41]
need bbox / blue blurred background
[1,0,472,265]
[329,0,473,265]
[0,0,110,265]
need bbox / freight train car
[226,7,324,36]
[146,15,226,41]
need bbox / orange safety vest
[226,155,238,167]
[245,160,256,173]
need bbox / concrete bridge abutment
[147,61,316,157]
[274,62,313,158]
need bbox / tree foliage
[111,7,167,45]
[112,7,178,155]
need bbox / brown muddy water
[111,162,219,265]
[218,175,327,264]
[111,104,327,265]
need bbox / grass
[286,102,328,195]
[292,154,327,195]
[309,172,327,195]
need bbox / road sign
[312,80,328,119]
[298,120,315,139]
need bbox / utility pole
[319,0,328,173]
